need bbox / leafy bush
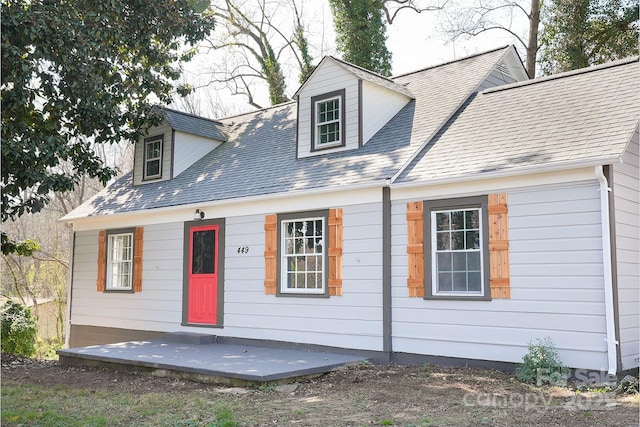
[616,375,639,395]
[1,300,37,357]
[35,337,64,360]
[515,337,569,386]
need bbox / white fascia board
[67,181,386,232]
[390,162,611,202]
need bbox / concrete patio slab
[58,339,366,385]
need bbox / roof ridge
[482,56,640,95]
[329,55,397,83]
[218,100,297,122]
[391,45,510,79]
[156,105,224,125]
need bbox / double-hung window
[311,90,345,151]
[278,211,328,296]
[144,135,163,180]
[106,231,134,290]
[425,196,490,300]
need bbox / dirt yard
[2,353,638,426]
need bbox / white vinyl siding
[392,181,609,370]
[297,60,359,158]
[297,58,411,157]
[173,131,221,177]
[71,223,185,331]
[70,203,384,351]
[613,127,639,371]
[361,81,410,145]
[223,204,383,350]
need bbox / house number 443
[237,246,249,254]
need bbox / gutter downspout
[382,182,392,362]
[64,228,76,349]
[595,165,618,375]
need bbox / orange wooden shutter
[133,227,144,292]
[97,230,107,291]
[488,193,510,299]
[264,214,277,295]
[328,208,343,296]
[407,201,424,297]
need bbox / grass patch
[1,384,238,427]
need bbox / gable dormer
[295,57,413,159]
[476,45,529,91]
[133,107,227,186]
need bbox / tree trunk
[526,0,541,78]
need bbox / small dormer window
[311,89,345,151]
[144,135,163,180]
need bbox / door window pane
[192,230,215,274]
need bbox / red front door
[188,224,218,324]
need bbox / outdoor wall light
[194,209,205,220]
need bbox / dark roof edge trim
[153,105,225,126]
[482,56,640,95]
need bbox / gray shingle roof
[397,57,640,183]
[63,47,514,220]
[329,56,414,98]
[158,107,227,141]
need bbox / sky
[180,1,529,118]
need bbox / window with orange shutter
[264,209,343,297]
[407,194,510,300]
[97,227,143,292]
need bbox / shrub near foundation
[1,301,37,357]
[516,337,569,386]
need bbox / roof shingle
[63,47,525,220]
[397,57,640,183]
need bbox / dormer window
[144,135,163,180]
[311,90,345,151]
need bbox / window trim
[310,90,346,152]
[276,210,330,298]
[143,135,163,180]
[423,196,491,301]
[105,228,136,293]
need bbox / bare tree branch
[383,0,448,24]
[442,0,541,77]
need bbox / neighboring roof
[155,106,228,141]
[397,56,640,184]
[62,47,513,220]
[294,56,414,99]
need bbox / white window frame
[311,89,346,152]
[430,207,484,297]
[144,136,163,180]
[315,96,341,147]
[279,216,326,295]
[106,232,134,290]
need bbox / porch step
[163,332,217,345]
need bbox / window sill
[311,142,345,153]
[424,294,491,301]
[276,291,330,298]
[103,289,135,294]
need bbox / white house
[61,46,639,375]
